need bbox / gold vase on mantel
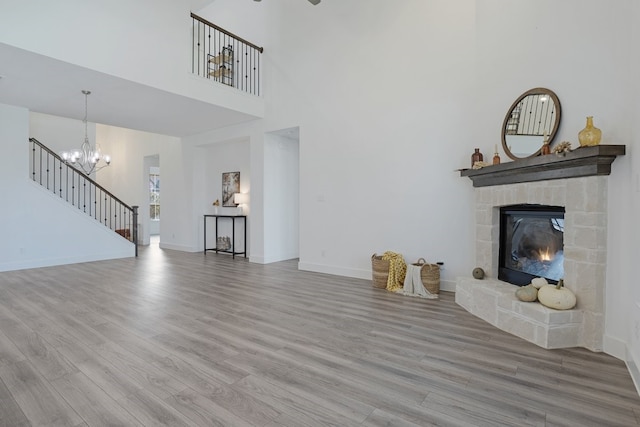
[578,116,602,147]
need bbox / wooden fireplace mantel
[460,145,625,187]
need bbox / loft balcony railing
[191,12,264,96]
[29,138,139,256]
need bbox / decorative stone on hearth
[531,277,548,289]
[472,267,485,280]
[515,284,538,302]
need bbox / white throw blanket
[403,264,438,299]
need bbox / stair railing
[29,138,138,256]
[191,12,264,96]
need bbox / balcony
[0,8,264,138]
[191,13,264,97]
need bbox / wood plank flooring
[0,242,638,426]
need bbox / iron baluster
[191,13,262,95]
[58,160,63,198]
[46,152,49,190]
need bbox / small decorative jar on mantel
[541,131,551,155]
[471,148,483,167]
[541,142,551,155]
[492,144,501,164]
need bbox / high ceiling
[0,16,257,138]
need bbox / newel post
[132,205,139,257]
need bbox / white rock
[531,277,548,289]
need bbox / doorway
[263,127,300,262]
[142,154,160,246]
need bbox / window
[149,172,160,220]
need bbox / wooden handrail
[191,12,264,53]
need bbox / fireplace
[456,145,625,351]
[499,204,565,286]
[456,176,609,350]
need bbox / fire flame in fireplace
[538,247,553,262]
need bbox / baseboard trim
[253,254,299,264]
[440,279,456,293]
[0,250,134,273]
[297,262,457,290]
[160,243,198,252]
[600,336,640,397]
[298,262,371,280]
[604,334,627,361]
[627,346,640,397]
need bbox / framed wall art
[222,171,240,206]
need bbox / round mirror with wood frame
[501,88,561,160]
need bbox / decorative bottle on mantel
[578,116,602,147]
[492,144,501,165]
[541,131,551,155]
[471,148,483,167]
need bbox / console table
[203,215,247,258]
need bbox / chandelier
[60,90,111,175]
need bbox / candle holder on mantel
[541,132,551,155]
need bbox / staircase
[29,138,138,256]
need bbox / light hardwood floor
[0,242,638,426]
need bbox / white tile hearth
[456,277,583,349]
[456,176,608,351]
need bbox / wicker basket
[371,253,390,289]
[413,258,440,294]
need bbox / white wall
[201,0,477,289]
[96,124,184,250]
[199,139,251,254]
[182,120,265,259]
[0,105,132,272]
[628,0,640,386]
[30,112,97,160]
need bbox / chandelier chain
[83,90,90,144]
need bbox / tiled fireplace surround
[455,146,625,351]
